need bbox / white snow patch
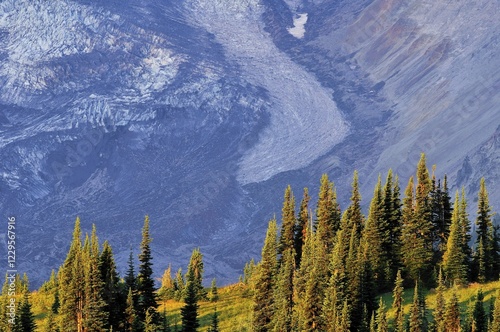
[185,0,348,184]
[288,13,308,39]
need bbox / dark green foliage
[443,192,468,285]
[125,249,137,292]
[181,248,205,332]
[474,178,496,282]
[58,217,84,332]
[253,219,278,332]
[471,289,487,332]
[242,259,255,285]
[272,247,295,331]
[434,269,446,332]
[490,291,500,332]
[206,308,219,332]
[137,215,159,322]
[208,278,218,303]
[19,292,36,332]
[124,288,141,332]
[295,187,310,268]
[279,185,296,255]
[99,240,124,330]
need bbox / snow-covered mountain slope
[0,0,498,287]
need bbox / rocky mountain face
[0,0,498,287]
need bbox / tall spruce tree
[315,174,341,251]
[472,289,487,332]
[490,291,500,332]
[82,226,108,332]
[443,191,468,285]
[474,178,495,282]
[376,298,388,332]
[19,291,36,332]
[99,240,124,330]
[408,281,427,332]
[279,185,296,254]
[181,249,203,332]
[434,269,446,332]
[253,219,278,332]
[444,291,461,332]
[364,175,387,290]
[137,215,159,323]
[58,217,84,332]
[392,270,405,332]
[294,187,310,268]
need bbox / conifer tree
[315,174,341,252]
[99,240,124,330]
[338,300,351,332]
[124,288,141,332]
[43,309,58,332]
[159,265,175,301]
[472,289,487,332]
[295,187,310,268]
[364,175,387,290]
[376,298,388,332]
[279,185,296,254]
[443,192,468,285]
[161,306,171,332]
[490,291,500,332]
[19,291,36,332]
[294,226,325,331]
[125,249,137,292]
[174,268,185,301]
[207,308,219,332]
[434,269,446,332]
[392,270,405,332]
[82,226,108,332]
[208,278,218,303]
[401,174,433,283]
[181,257,200,332]
[186,248,205,300]
[253,219,278,332]
[272,247,295,331]
[343,171,364,240]
[409,281,427,332]
[137,215,159,322]
[58,217,84,332]
[474,178,494,282]
[444,290,461,332]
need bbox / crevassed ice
[185,0,349,184]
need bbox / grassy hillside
[29,280,500,331]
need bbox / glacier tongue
[185,0,349,184]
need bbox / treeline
[0,216,216,332]
[251,153,500,332]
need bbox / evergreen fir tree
[401,174,433,283]
[206,308,219,332]
[145,308,160,332]
[409,281,427,332]
[364,175,387,290]
[159,264,175,301]
[58,217,84,332]
[444,290,461,332]
[253,219,278,332]
[443,192,468,285]
[208,278,218,303]
[392,270,405,332]
[18,292,36,332]
[315,174,341,252]
[472,289,487,332]
[174,268,185,301]
[490,291,500,332]
[279,185,296,254]
[43,309,58,332]
[161,306,171,332]
[295,187,310,268]
[459,188,472,280]
[99,240,124,330]
[82,226,108,332]
[187,248,205,300]
[181,264,200,332]
[474,178,494,282]
[137,215,159,322]
[272,247,295,331]
[124,288,141,332]
[434,269,446,332]
[338,300,351,332]
[125,249,137,292]
[376,298,388,332]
